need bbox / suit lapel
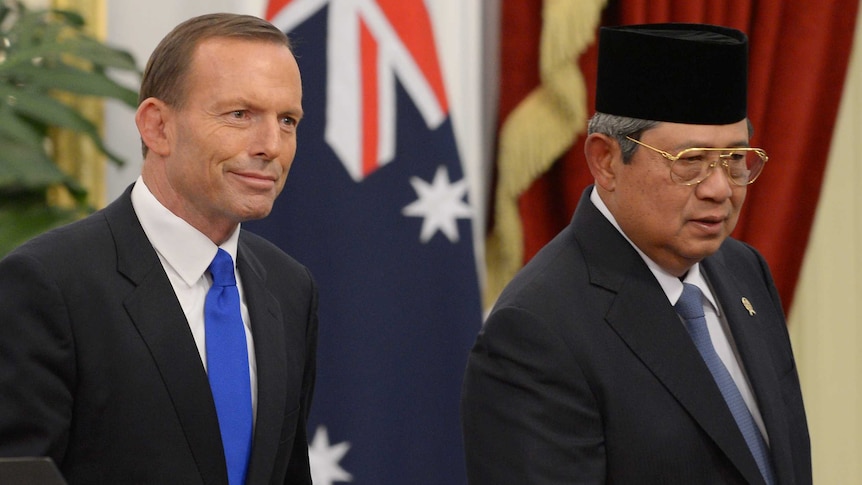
[236,239,289,484]
[573,191,765,484]
[704,256,797,485]
[105,188,228,485]
[604,276,765,484]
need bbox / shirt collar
[589,186,719,314]
[131,176,240,286]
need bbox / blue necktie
[676,283,775,485]
[205,249,253,485]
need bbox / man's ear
[584,133,621,192]
[135,97,172,157]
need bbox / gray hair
[587,112,755,164]
[587,112,659,163]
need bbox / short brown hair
[139,13,292,109]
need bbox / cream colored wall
[788,3,862,483]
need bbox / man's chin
[685,243,725,265]
[236,201,276,222]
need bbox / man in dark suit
[0,13,316,485]
[461,24,811,484]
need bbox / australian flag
[247,1,483,484]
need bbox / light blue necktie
[205,248,253,485]
[676,283,775,485]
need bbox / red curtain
[501,0,858,312]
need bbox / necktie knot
[210,249,237,287]
[675,283,705,321]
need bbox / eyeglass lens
[671,149,765,185]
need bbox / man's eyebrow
[281,108,304,120]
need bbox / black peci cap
[595,23,749,125]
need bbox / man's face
[607,120,750,276]
[161,37,303,236]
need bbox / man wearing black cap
[461,24,811,484]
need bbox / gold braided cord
[47,0,108,210]
[484,0,607,307]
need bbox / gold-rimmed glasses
[625,136,768,186]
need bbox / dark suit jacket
[0,186,318,485]
[461,187,811,484]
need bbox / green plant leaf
[64,36,140,72]
[1,3,139,72]
[0,137,73,189]
[0,201,82,257]
[0,83,95,132]
[0,104,45,149]
[44,8,86,28]
[2,40,139,73]
[0,84,128,165]
[0,1,140,258]
[7,64,138,106]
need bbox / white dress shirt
[590,187,768,441]
[131,177,258,418]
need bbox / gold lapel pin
[741,297,756,316]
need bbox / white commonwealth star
[401,165,473,243]
[308,426,352,485]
